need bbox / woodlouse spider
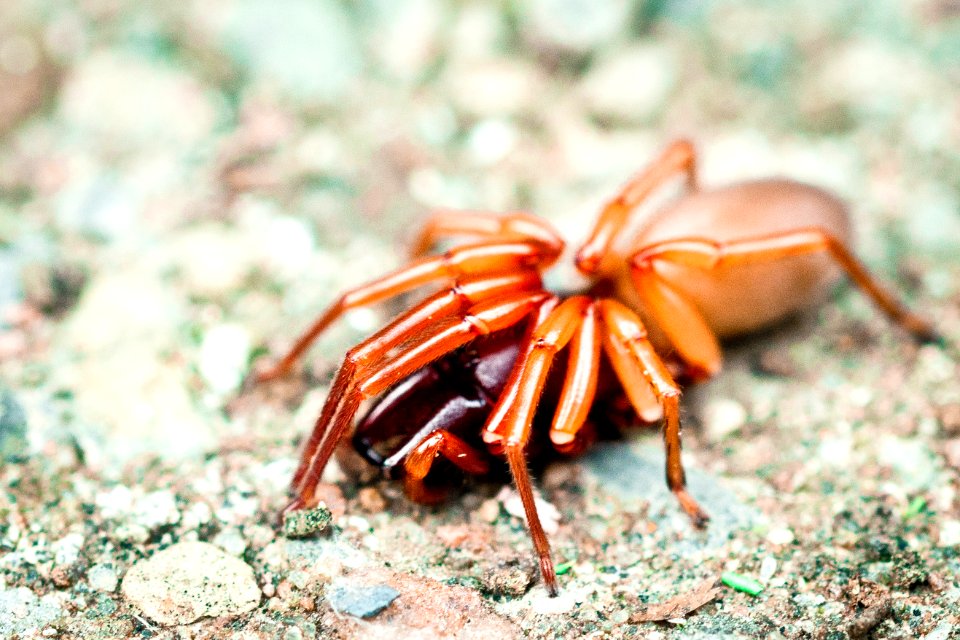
[255,139,938,596]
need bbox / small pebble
[199,324,251,394]
[52,533,84,567]
[702,398,748,442]
[326,580,399,618]
[938,520,960,547]
[475,498,500,523]
[766,527,795,546]
[95,485,134,520]
[283,504,332,538]
[759,556,778,582]
[132,490,181,531]
[579,44,675,123]
[87,564,119,593]
[498,486,560,535]
[357,487,387,513]
[213,527,247,557]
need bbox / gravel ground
[1,1,959,639]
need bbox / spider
[255,139,937,596]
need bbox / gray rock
[583,441,757,551]
[326,579,399,618]
[121,541,260,625]
[0,587,63,637]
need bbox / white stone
[95,486,134,520]
[766,527,795,546]
[52,533,84,567]
[213,527,248,557]
[87,564,119,592]
[759,556,778,582]
[133,490,181,531]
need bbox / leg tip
[691,510,711,530]
[540,556,559,597]
[277,495,306,526]
[675,489,710,530]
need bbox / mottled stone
[283,504,332,538]
[121,542,260,625]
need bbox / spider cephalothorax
[256,140,937,595]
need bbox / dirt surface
[1,1,960,639]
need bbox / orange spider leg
[598,321,663,423]
[599,299,709,528]
[631,229,939,342]
[288,270,544,489]
[411,210,565,258]
[505,445,559,596]
[257,240,562,382]
[576,139,698,275]
[550,301,602,453]
[489,296,593,446]
[481,296,596,596]
[288,291,552,513]
[479,299,560,450]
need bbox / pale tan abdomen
[632,179,852,338]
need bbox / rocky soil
[1,1,959,638]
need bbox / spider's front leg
[287,270,542,491]
[576,139,698,275]
[256,239,561,383]
[289,289,551,513]
[480,296,603,596]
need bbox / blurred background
[0,1,959,637]
[2,0,957,460]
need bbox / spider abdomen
[633,179,853,337]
